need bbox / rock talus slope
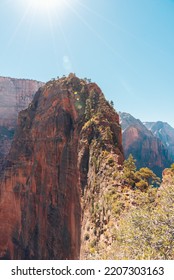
[0,74,123,259]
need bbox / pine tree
[135,167,160,189]
[123,154,137,187]
[110,100,114,107]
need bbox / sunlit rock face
[0,74,123,259]
[144,121,174,162]
[119,112,172,177]
[0,76,44,126]
[0,77,44,169]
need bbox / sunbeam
[16,0,67,19]
[28,0,64,13]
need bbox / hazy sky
[0,0,174,126]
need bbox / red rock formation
[0,74,124,259]
[144,121,174,162]
[0,76,44,169]
[119,112,172,177]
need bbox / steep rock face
[144,121,174,161]
[79,97,124,258]
[0,126,15,168]
[119,112,172,176]
[0,76,44,126]
[0,74,123,259]
[0,77,44,168]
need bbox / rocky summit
[0,74,123,259]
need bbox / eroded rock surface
[0,74,123,259]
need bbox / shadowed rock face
[0,77,44,168]
[119,112,172,177]
[0,74,123,259]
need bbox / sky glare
[0,0,174,126]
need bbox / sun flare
[29,0,65,13]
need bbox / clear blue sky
[0,0,174,126]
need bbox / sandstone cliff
[144,121,174,162]
[0,77,44,168]
[0,74,123,259]
[119,112,172,177]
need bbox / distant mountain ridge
[119,112,173,177]
[143,121,174,161]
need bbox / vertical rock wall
[0,75,123,259]
[0,77,44,169]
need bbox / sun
[28,0,65,14]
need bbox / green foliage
[84,90,98,120]
[110,100,114,107]
[122,155,160,190]
[124,154,137,172]
[123,154,137,187]
[85,99,91,120]
[101,150,109,158]
[107,156,114,166]
[82,116,99,131]
[135,179,148,190]
[135,167,161,189]
[105,127,113,141]
[170,163,174,171]
[113,171,119,180]
[84,77,91,83]
[107,183,174,260]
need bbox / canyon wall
[0,77,44,168]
